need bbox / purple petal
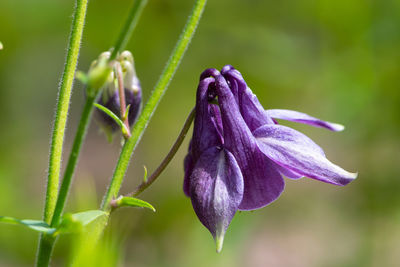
[125,88,142,126]
[238,153,285,210]
[221,65,234,74]
[266,109,345,131]
[274,163,303,179]
[190,146,244,252]
[215,75,285,210]
[96,88,142,131]
[222,69,275,131]
[96,90,121,131]
[200,68,220,80]
[254,124,357,186]
[191,77,223,160]
[183,140,194,197]
[210,104,224,143]
[184,76,224,198]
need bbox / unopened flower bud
[85,51,113,96]
[94,51,142,137]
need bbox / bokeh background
[1,0,400,266]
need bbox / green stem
[43,0,88,225]
[110,0,148,60]
[36,0,88,266]
[36,236,56,267]
[50,94,97,227]
[132,108,195,196]
[101,0,208,211]
[36,96,97,266]
[36,0,148,266]
[115,62,131,138]
[50,0,147,229]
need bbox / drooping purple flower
[184,66,357,252]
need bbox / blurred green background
[1,0,399,266]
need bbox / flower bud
[86,52,112,95]
[94,51,142,137]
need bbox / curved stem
[110,0,148,60]
[132,108,195,196]
[101,0,208,211]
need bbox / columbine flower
[183,66,357,252]
[92,51,142,136]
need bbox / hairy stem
[37,0,89,265]
[50,0,147,230]
[43,0,88,225]
[50,93,97,227]
[101,0,208,211]
[132,108,195,196]
[36,0,149,266]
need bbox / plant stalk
[36,0,149,266]
[37,0,89,265]
[115,62,131,138]
[110,0,148,60]
[43,0,88,225]
[132,108,195,196]
[50,93,97,227]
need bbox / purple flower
[184,66,357,252]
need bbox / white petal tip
[350,172,358,179]
[215,233,225,253]
[331,123,345,131]
[340,172,358,185]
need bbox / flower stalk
[115,62,132,138]
[132,108,195,196]
[110,0,148,61]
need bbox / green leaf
[57,210,109,235]
[94,103,129,136]
[0,216,55,234]
[116,196,155,212]
[71,210,108,226]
